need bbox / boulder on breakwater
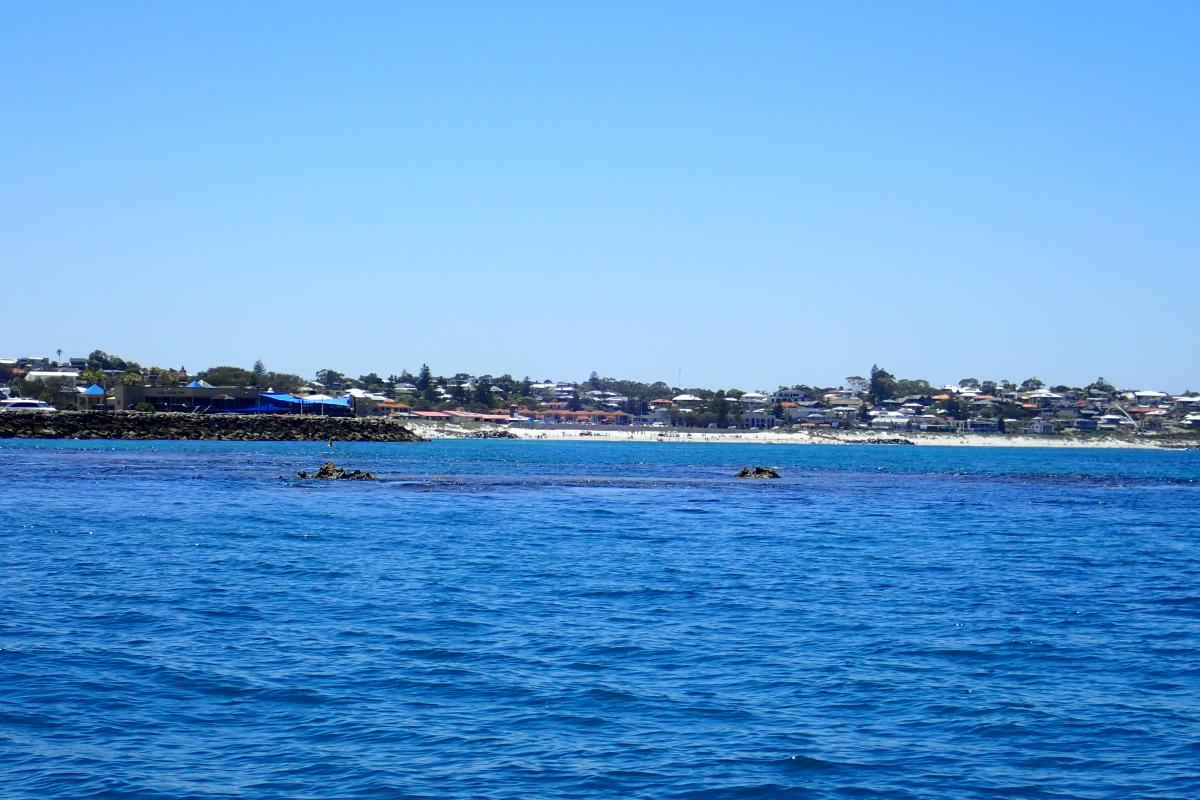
[465,429,518,439]
[297,461,376,481]
[0,411,423,442]
[737,466,781,479]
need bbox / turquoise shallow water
[1,439,1198,799]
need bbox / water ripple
[1,440,1198,798]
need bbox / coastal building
[771,389,810,404]
[966,418,1000,434]
[444,410,514,423]
[526,409,630,425]
[376,400,413,416]
[1133,390,1168,406]
[1022,418,1058,435]
[257,394,354,416]
[741,410,777,429]
[412,410,454,421]
[1023,389,1064,409]
[908,414,950,432]
[738,391,769,406]
[23,370,80,389]
[76,384,108,411]
[869,411,909,430]
[822,388,861,405]
[114,385,348,416]
[783,401,822,422]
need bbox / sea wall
[0,411,423,442]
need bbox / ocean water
[1,439,1198,800]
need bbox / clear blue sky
[3,2,1197,390]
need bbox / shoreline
[1,413,1190,450]
[407,422,1179,449]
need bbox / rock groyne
[0,411,423,442]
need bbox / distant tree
[868,365,897,404]
[894,377,935,397]
[980,380,998,396]
[56,348,63,363]
[420,381,438,407]
[474,376,494,407]
[18,378,52,403]
[1085,377,1116,395]
[959,377,980,388]
[199,366,256,386]
[316,369,346,387]
[937,395,970,420]
[253,359,266,377]
[1020,377,1045,391]
[358,372,385,391]
[712,390,730,428]
[845,376,867,394]
[86,350,110,370]
[997,400,1028,432]
[119,369,143,386]
[133,402,155,413]
[491,374,518,398]
[417,364,432,392]
[267,372,305,393]
[86,350,137,372]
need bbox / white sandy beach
[405,422,1163,449]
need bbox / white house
[741,410,778,429]
[738,391,769,407]
[771,388,810,404]
[23,370,79,390]
[869,410,909,430]
[1133,390,1168,406]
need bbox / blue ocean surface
[1,439,1198,799]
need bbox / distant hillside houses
[2,353,1197,435]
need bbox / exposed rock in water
[297,461,376,481]
[737,466,781,479]
[0,411,423,442]
[859,438,915,445]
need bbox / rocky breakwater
[465,429,519,439]
[0,411,424,442]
